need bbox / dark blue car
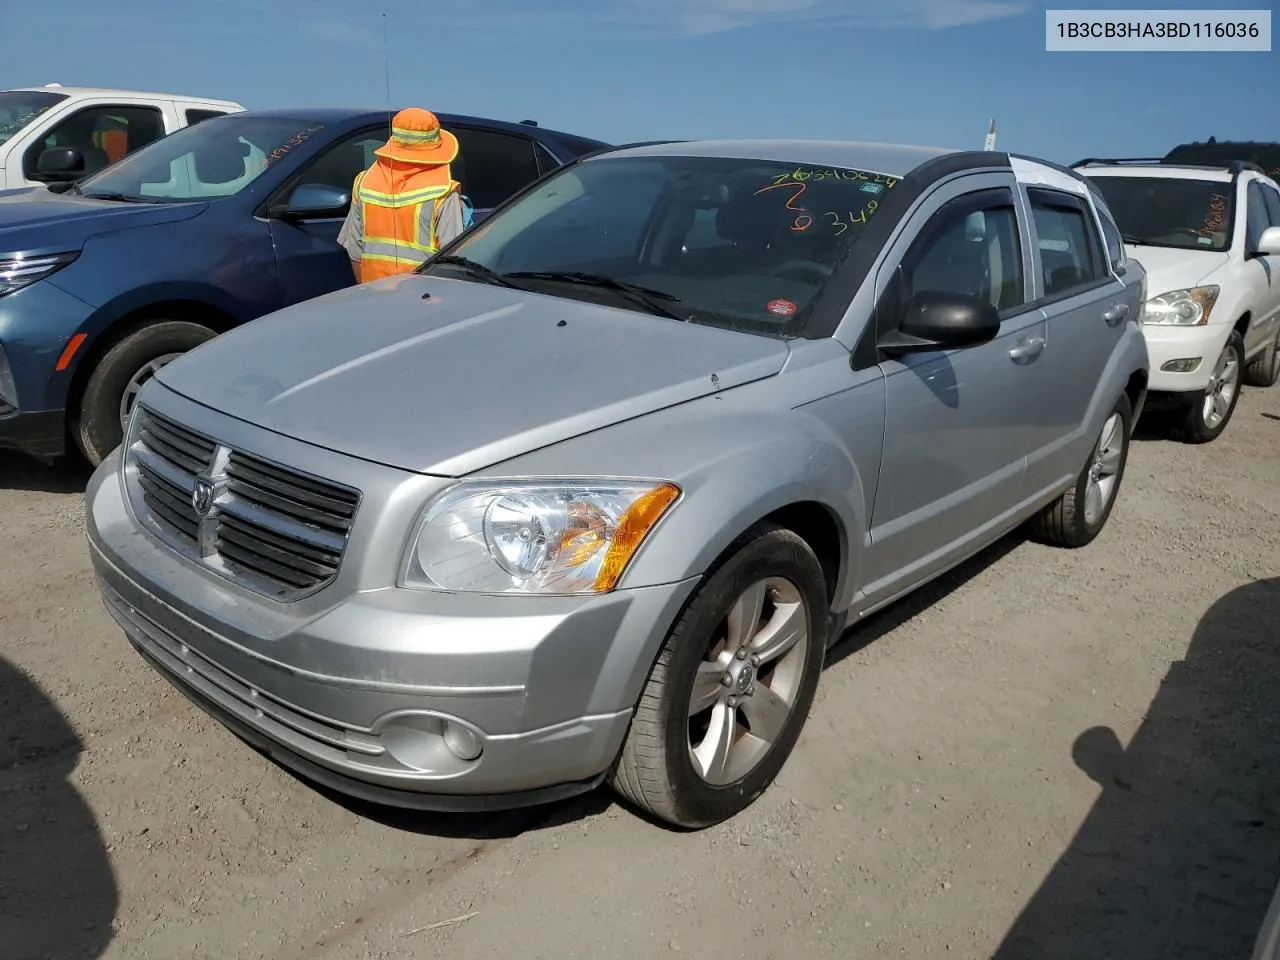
[0,107,608,465]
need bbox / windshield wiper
[79,191,156,204]
[505,271,685,321]
[1120,234,1146,245]
[427,255,527,290]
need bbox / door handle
[1103,303,1129,325]
[1009,336,1045,361]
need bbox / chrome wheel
[687,577,809,786]
[119,352,182,429]
[1084,411,1124,527]
[1202,342,1240,429]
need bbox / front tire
[1168,330,1244,443]
[610,523,828,828]
[1029,391,1131,548]
[1244,328,1280,388]
[73,321,216,466]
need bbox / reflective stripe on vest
[354,165,459,281]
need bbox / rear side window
[449,127,541,209]
[1028,189,1106,299]
[186,109,227,126]
[1091,196,1125,272]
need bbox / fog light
[1160,357,1202,373]
[443,719,483,761]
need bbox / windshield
[74,115,329,202]
[424,154,900,336]
[0,91,68,146]
[1087,175,1236,252]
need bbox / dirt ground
[2,389,1278,960]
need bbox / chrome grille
[129,407,360,599]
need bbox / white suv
[0,83,244,190]
[1076,158,1280,442]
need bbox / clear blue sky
[6,0,1276,164]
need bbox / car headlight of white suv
[400,479,681,595]
[1140,285,1219,326]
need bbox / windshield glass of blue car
[1088,175,1235,252]
[0,90,68,145]
[423,155,900,335]
[72,116,330,203]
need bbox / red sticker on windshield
[767,298,797,317]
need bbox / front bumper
[1142,322,1230,395]
[0,408,65,460]
[86,446,699,812]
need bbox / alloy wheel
[1202,342,1240,430]
[119,353,183,429]
[1084,411,1124,527]
[686,576,809,785]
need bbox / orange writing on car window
[1199,193,1228,238]
[754,180,813,231]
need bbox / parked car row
[1,87,1275,827]
[0,102,608,463]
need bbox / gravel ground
[2,389,1278,960]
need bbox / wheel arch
[64,298,238,432]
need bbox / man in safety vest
[337,108,466,283]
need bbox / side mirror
[879,290,1002,356]
[270,183,350,221]
[35,147,86,182]
[1251,225,1280,258]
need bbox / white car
[1076,158,1280,442]
[0,83,244,190]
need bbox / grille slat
[129,407,359,599]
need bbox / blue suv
[0,107,608,465]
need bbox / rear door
[264,123,389,305]
[1023,184,1139,500]
[449,125,545,222]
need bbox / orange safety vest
[352,159,461,283]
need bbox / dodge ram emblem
[192,477,216,517]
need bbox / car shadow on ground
[0,451,93,494]
[0,657,117,959]
[994,576,1280,959]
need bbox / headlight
[1140,285,1218,326]
[400,479,681,595]
[0,251,79,298]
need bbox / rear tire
[1168,330,1244,443]
[610,523,828,829]
[73,321,216,466]
[1244,328,1280,388]
[1029,391,1131,549]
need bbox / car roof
[1076,163,1235,182]
[226,106,609,148]
[6,84,243,108]
[600,138,963,178]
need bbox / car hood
[0,190,205,254]
[1124,244,1231,297]
[156,274,792,476]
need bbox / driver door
[861,176,1046,605]
[265,124,388,306]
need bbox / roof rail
[1071,157,1164,168]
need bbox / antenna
[983,118,997,152]
[382,10,392,109]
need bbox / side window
[1028,190,1106,299]
[1246,182,1271,249]
[449,127,541,209]
[185,109,227,126]
[285,126,388,201]
[25,104,165,177]
[899,196,1026,314]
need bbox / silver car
[86,140,1149,827]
